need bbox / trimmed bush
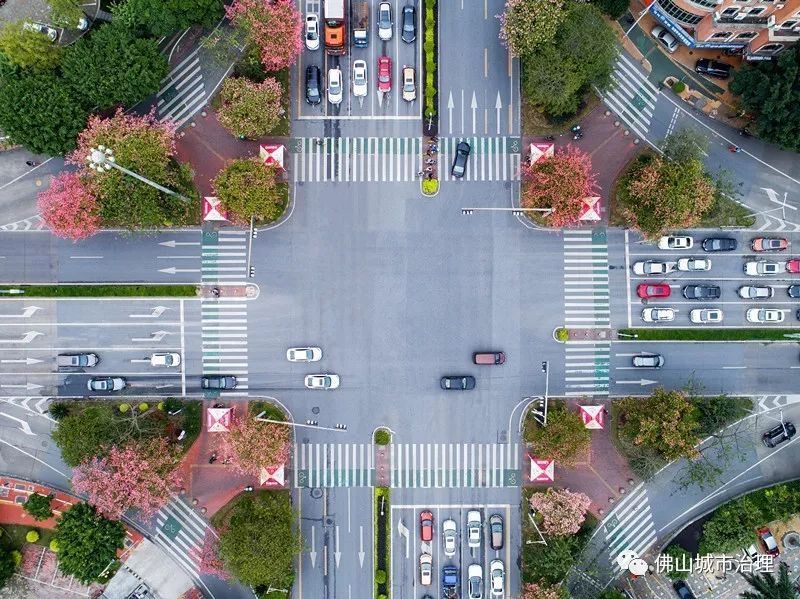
[138,402,149,412]
[26,530,40,543]
[11,551,20,567]
[672,81,686,94]
[422,178,439,195]
[374,429,391,445]
[375,569,387,584]
[49,539,59,552]
[555,328,569,342]
[118,403,130,413]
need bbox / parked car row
[419,510,505,597]
[440,352,505,391]
[305,60,417,105]
[58,352,181,369]
[305,3,416,51]
[641,307,793,324]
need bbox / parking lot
[625,232,800,327]
[296,0,422,120]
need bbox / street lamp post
[254,412,348,433]
[542,360,549,426]
[461,207,554,216]
[86,145,191,203]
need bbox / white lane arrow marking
[0,382,43,391]
[495,91,502,136]
[616,379,658,386]
[0,358,44,365]
[159,240,200,247]
[358,525,365,568]
[131,330,172,342]
[447,91,454,134]
[334,525,341,568]
[397,518,409,559]
[0,307,42,319]
[0,331,43,344]
[129,306,171,319]
[0,412,33,435]
[309,526,317,568]
[34,398,49,414]
[471,91,478,135]
[159,267,201,274]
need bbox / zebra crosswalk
[156,48,206,129]
[563,229,610,328]
[600,53,659,141]
[603,484,656,573]
[201,229,249,396]
[152,497,212,579]
[564,343,610,397]
[293,442,521,488]
[289,136,522,183]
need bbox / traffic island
[618,328,800,342]
[374,487,390,599]
[420,0,439,197]
[0,285,197,297]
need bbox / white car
[746,308,785,323]
[658,235,693,250]
[305,14,320,50]
[468,564,483,599]
[419,553,432,586]
[632,260,675,276]
[87,377,126,392]
[352,60,368,97]
[442,519,457,557]
[489,559,505,597]
[327,68,343,105]
[402,66,416,102]
[467,510,482,548]
[378,2,393,41]
[739,286,774,300]
[150,352,181,367]
[304,374,340,389]
[287,347,322,362]
[745,260,782,276]
[677,257,711,272]
[642,307,675,322]
[690,308,723,324]
[652,25,679,53]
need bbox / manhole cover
[310,488,323,499]
[312,406,320,414]
[326,518,334,525]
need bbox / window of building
[756,42,783,53]
[656,0,704,24]
[721,6,739,15]
[735,31,757,38]
[747,7,766,16]
[712,31,733,38]
[779,19,798,29]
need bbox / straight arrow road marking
[334,525,341,568]
[616,379,658,386]
[397,518,409,559]
[0,382,43,391]
[159,267,201,274]
[471,91,478,135]
[0,358,43,365]
[0,307,42,319]
[495,91,502,136]
[0,332,43,344]
[359,525,365,568]
[309,526,317,568]
[447,91,454,135]
[0,412,33,435]
[132,331,172,342]
[159,240,201,247]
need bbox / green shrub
[375,569,387,584]
[374,429,391,445]
[422,178,439,195]
[138,402,149,413]
[163,398,183,414]
[11,551,20,567]
[672,81,686,94]
[48,402,70,420]
[157,401,165,411]
[118,403,130,413]
[49,539,59,552]
[23,492,54,521]
[555,328,569,342]
[595,0,630,18]
[26,530,40,543]
[662,545,692,580]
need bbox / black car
[673,581,697,599]
[701,237,737,252]
[451,141,471,178]
[788,285,800,298]
[440,375,476,390]
[305,65,321,105]
[694,58,731,80]
[762,421,796,448]
[682,284,721,300]
[202,375,237,390]
[401,5,416,43]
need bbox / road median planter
[0,285,198,298]
[374,487,390,598]
[619,328,800,342]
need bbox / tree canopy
[730,46,800,153]
[226,0,303,72]
[529,488,591,536]
[499,0,566,57]
[0,71,87,155]
[524,401,590,466]
[740,562,795,599]
[54,502,125,583]
[112,0,224,37]
[0,23,62,70]
[217,76,284,139]
[218,491,301,589]
[37,172,100,241]
[23,493,54,521]
[214,159,286,224]
[0,546,15,588]
[61,23,168,110]
[218,414,291,477]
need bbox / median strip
[0,285,197,298]
[619,328,800,342]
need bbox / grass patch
[0,525,54,551]
[423,0,437,118]
[619,328,800,341]
[374,487,390,598]
[0,285,196,297]
[249,401,287,422]
[700,192,757,229]
[521,92,600,136]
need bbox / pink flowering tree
[217,76,284,139]
[71,437,182,520]
[529,488,592,537]
[520,145,599,228]
[197,528,229,579]
[37,172,100,241]
[226,0,303,72]
[521,581,566,599]
[218,414,291,477]
[499,0,566,57]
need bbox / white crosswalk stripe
[152,496,213,579]
[293,442,521,488]
[290,136,522,183]
[157,48,207,129]
[563,229,610,329]
[564,343,610,396]
[602,484,657,573]
[201,230,249,396]
[600,53,659,141]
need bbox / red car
[419,510,433,542]
[378,56,392,92]
[787,259,800,273]
[637,283,671,299]
[757,527,779,556]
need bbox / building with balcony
[648,0,800,59]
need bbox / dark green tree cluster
[520,4,616,118]
[112,0,223,38]
[730,46,800,153]
[23,493,54,521]
[54,502,125,583]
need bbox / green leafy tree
[595,0,630,18]
[54,502,125,583]
[0,546,16,588]
[700,497,762,555]
[0,71,87,155]
[214,159,286,224]
[524,401,591,467]
[499,0,567,57]
[597,591,628,599]
[217,76,284,139]
[522,536,575,584]
[218,491,301,588]
[0,23,62,70]
[661,127,708,163]
[618,389,700,461]
[695,395,751,436]
[729,46,800,153]
[23,493,54,521]
[521,4,616,117]
[113,0,223,37]
[61,23,168,110]
[47,0,85,28]
[740,562,796,598]
[662,545,692,580]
